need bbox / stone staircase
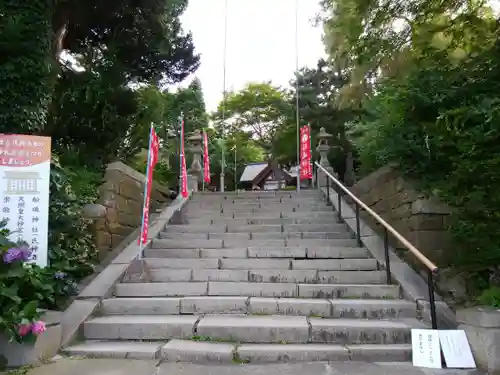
[64,190,426,363]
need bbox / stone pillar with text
[316,127,335,188]
[186,130,203,192]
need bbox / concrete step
[163,340,412,363]
[143,257,377,270]
[115,282,401,298]
[158,232,353,240]
[83,315,198,340]
[63,340,163,359]
[227,238,360,248]
[165,224,229,233]
[150,238,361,249]
[187,202,328,210]
[187,217,340,226]
[192,191,318,199]
[197,315,422,345]
[143,246,371,259]
[247,247,370,259]
[100,297,417,319]
[228,224,348,233]
[186,210,334,219]
[186,206,332,215]
[83,314,422,344]
[147,269,386,284]
[63,340,412,362]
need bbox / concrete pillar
[186,130,203,191]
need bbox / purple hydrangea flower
[19,246,32,261]
[3,248,22,263]
[3,246,32,264]
[54,271,67,280]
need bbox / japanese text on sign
[0,134,51,267]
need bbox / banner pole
[138,124,154,259]
[202,133,205,193]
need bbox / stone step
[187,202,326,209]
[115,282,401,299]
[158,232,353,240]
[83,315,198,340]
[163,341,412,363]
[150,238,360,249]
[144,246,371,260]
[187,217,339,225]
[186,206,331,214]
[166,224,228,233]
[143,258,377,271]
[186,209,334,218]
[63,340,412,363]
[147,269,386,284]
[165,224,349,233]
[192,191,318,198]
[143,247,371,260]
[247,247,370,259]
[83,315,423,344]
[63,340,162,359]
[254,224,349,233]
[100,297,417,319]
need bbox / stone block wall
[350,165,451,266]
[94,161,172,258]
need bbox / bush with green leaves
[48,156,101,280]
[0,223,78,345]
[354,43,500,292]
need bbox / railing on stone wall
[315,162,440,330]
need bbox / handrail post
[337,185,342,221]
[383,228,392,284]
[326,176,331,205]
[355,203,362,246]
[428,270,438,329]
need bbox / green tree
[274,60,359,178]
[0,1,54,133]
[179,78,210,133]
[212,82,291,151]
[320,0,498,107]
[206,129,265,191]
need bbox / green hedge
[354,45,500,296]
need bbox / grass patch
[191,335,238,343]
[232,352,251,364]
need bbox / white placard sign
[412,329,442,369]
[0,134,51,268]
[439,330,476,369]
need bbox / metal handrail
[315,162,439,329]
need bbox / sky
[178,0,326,112]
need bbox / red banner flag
[300,125,312,180]
[203,131,211,184]
[181,118,189,198]
[139,126,160,245]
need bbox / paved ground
[19,358,482,375]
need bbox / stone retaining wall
[350,165,451,266]
[94,161,172,259]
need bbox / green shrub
[477,287,500,308]
[0,223,78,345]
[354,44,500,279]
[48,156,100,280]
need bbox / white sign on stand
[0,134,51,268]
[439,330,476,369]
[411,329,442,369]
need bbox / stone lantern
[186,129,203,192]
[315,127,335,187]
